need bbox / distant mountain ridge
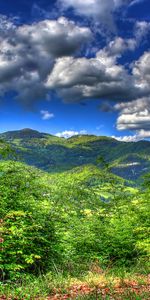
[0,128,52,139]
[0,128,150,180]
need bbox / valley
[1,128,150,181]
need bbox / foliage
[0,162,60,280]
[0,129,149,299]
[0,140,15,159]
[1,128,150,180]
[0,160,149,283]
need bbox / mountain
[0,128,150,180]
[0,128,54,139]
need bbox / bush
[0,161,59,280]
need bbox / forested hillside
[0,136,150,298]
[1,128,150,180]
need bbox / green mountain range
[0,128,150,180]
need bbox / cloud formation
[135,21,150,41]
[0,16,91,104]
[40,110,54,120]
[46,37,139,103]
[113,129,150,142]
[55,130,87,138]
[59,0,132,30]
[114,51,150,137]
[0,13,150,139]
[116,97,150,131]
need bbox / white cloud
[46,37,137,103]
[113,129,150,142]
[0,16,91,105]
[16,17,91,58]
[135,21,150,41]
[55,130,87,138]
[112,135,140,142]
[60,0,131,30]
[40,110,54,120]
[137,129,150,139]
[0,14,150,138]
[111,51,150,134]
[133,51,150,94]
[116,97,150,131]
[103,37,137,56]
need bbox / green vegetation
[1,128,150,180]
[0,130,150,299]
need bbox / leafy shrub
[0,160,149,281]
[0,161,59,280]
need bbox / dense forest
[0,130,150,299]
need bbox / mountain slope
[0,128,150,180]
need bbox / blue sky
[0,0,150,140]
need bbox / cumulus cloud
[55,130,87,138]
[133,51,150,94]
[103,36,137,56]
[59,0,132,30]
[46,37,138,103]
[113,129,150,142]
[0,14,16,37]
[0,14,150,138]
[0,16,91,105]
[137,129,150,139]
[111,50,150,136]
[0,14,147,110]
[116,97,150,131]
[112,135,139,142]
[40,110,54,120]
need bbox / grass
[1,265,149,300]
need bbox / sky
[0,0,150,140]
